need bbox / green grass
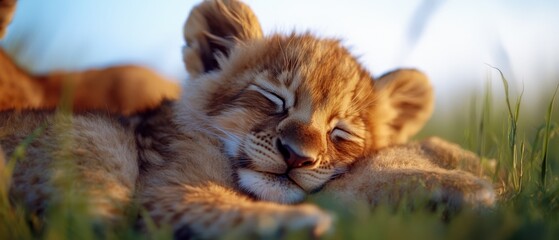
[1,71,559,239]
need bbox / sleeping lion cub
[0,0,494,238]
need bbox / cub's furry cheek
[242,133,287,174]
[213,109,255,133]
[237,169,306,204]
[213,104,271,128]
[212,108,254,156]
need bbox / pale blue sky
[2,0,559,109]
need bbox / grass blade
[540,83,559,190]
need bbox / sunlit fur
[322,137,496,210]
[0,0,495,238]
[0,47,181,115]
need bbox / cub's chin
[236,168,306,204]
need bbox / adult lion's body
[0,0,495,238]
[0,47,181,115]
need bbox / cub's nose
[276,139,316,169]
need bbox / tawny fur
[0,0,495,238]
[0,111,138,218]
[322,137,496,209]
[0,48,181,115]
[183,0,262,77]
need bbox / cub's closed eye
[330,128,358,142]
[248,85,285,113]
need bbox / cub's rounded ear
[373,69,434,146]
[183,0,263,78]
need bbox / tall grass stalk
[540,83,559,190]
[488,65,524,193]
[480,80,493,175]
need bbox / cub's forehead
[221,34,374,121]
[269,35,371,105]
[261,34,367,81]
[215,33,375,117]
[241,34,373,99]
[226,34,369,80]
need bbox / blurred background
[2,0,559,141]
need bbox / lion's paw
[427,171,497,211]
[254,204,333,237]
[174,203,333,239]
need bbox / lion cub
[0,0,494,238]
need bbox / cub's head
[181,0,434,203]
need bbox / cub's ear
[183,0,263,77]
[373,69,434,147]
